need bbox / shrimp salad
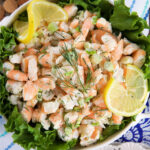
[1,2,149,148]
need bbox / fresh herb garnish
[60,45,87,92]
[36,89,43,101]
[75,26,81,32]
[83,58,92,84]
[85,48,96,55]
[64,71,73,76]
[85,96,93,103]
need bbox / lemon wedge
[14,0,68,43]
[104,65,148,117]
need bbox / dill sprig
[53,65,76,89]
[83,58,92,84]
[60,44,87,93]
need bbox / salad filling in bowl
[0,0,150,149]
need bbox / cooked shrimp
[132,49,146,68]
[21,105,33,123]
[35,76,56,91]
[96,17,112,32]
[74,34,85,49]
[54,31,72,40]
[64,4,78,19]
[79,124,100,146]
[6,70,28,81]
[70,19,79,29]
[93,94,107,109]
[41,68,52,76]
[8,94,20,105]
[73,32,80,39]
[84,10,92,20]
[49,108,64,129]
[28,55,38,81]
[38,53,51,68]
[42,90,54,101]
[59,22,69,32]
[26,97,38,107]
[23,81,38,101]
[3,61,14,72]
[81,17,93,38]
[15,43,25,52]
[32,108,50,130]
[96,76,107,92]
[24,48,37,57]
[86,86,97,97]
[80,52,93,72]
[42,100,60,114]
[120,56,133,65]
[111,39,123,61]
[9,52,22,64]
[92,30,117,52]
[112,114,123,125]
[6,79,24,94]
[92,69,102,85]
[64,111,79,124]
[123,43,139,55]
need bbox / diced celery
[91,54,102,65]
[64,71,73,76]
[84,42,91,49]
[86,48,96,55]
[48,22,58,33]
[65,127,72,136]
[104,61,114,72]
[33,32,39,37]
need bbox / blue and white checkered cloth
[0,0,150,149]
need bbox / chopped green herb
[74,117,82,128]
[85,48,96,55]
[83,58,92,84]
[92,16,98,24]
[64,71,73,76]
[39,54,46,59]
[40,48,47,54]
[85,96,93,103]
[73,106,81,112]
[75,26,81,32]
[92,122,99,126]
[36,89,43,101]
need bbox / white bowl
[0,0,150,150]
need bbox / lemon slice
[104,65,148,117]
[14,0,68,43]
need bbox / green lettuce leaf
[99,117,132,141]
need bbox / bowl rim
[0,0,149,150]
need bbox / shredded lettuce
[0,0,150,149]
